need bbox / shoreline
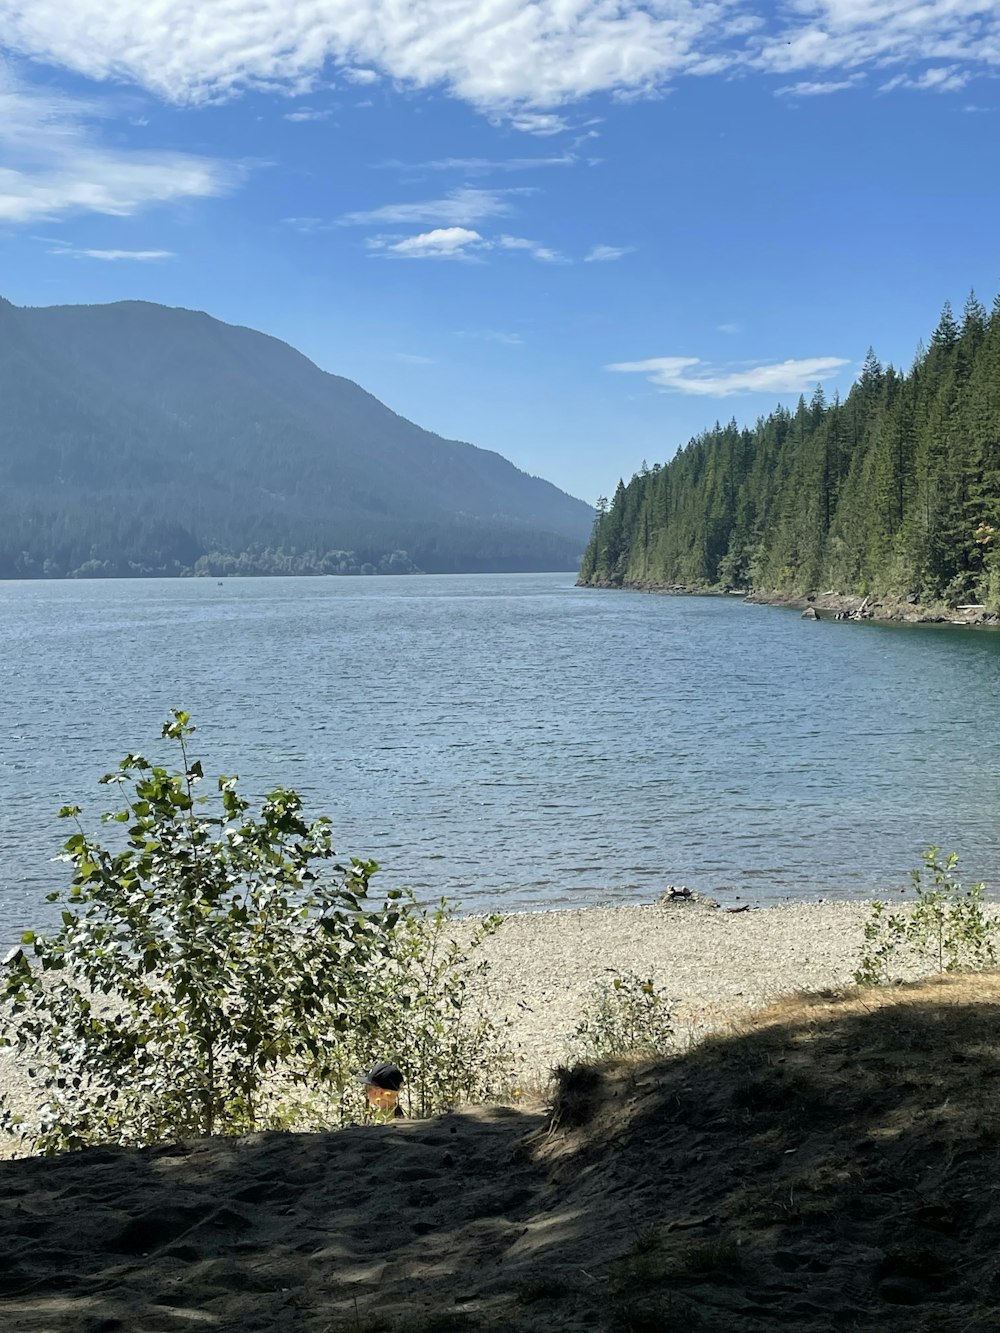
[577,578,1000,627]
[0,899,876,1151]
[467,898,875,1082]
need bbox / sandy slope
[3,973,1000,1331]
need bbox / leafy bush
[570,973,673,1062]
[855,847,997,987]
[357,899,509,1118]
[0,712,508,1152]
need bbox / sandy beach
[471,898,872,1080]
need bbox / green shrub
[855,846,997,987]
[570,973,673,1062]
[0,712,508,1152]
[356,899,508,1118]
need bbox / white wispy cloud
[498,233,567,263]
[607,354,849,397]
[283,107,332,122]
[340,187,524,227]
[752,2,999,87]
[880,65,970,94]
[0,72,240,224]
[775,76,864,97]
[282,215,326,233]
[368,226,564,262]
[394,351,434,363]
[0,2,728,108]
[379,153,577,174]
[455,329,524,345]
[716,322,741,335]
[0,1,996,120]
[503,112,572,136]
[370,226,487,259]
[584,244,633,262]
[48,244,174,260]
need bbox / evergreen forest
[580,292,1000,610]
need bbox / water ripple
[2,572,1000,947]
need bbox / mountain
[0,297,593,578]
[579,291,1000,611]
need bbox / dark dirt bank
[3,975,1000,1332]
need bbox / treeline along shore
[579,289,1000,620]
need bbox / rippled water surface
[3,572,1000,944]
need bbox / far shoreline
[577,577,1000,628]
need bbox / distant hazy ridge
[0,298,593,578]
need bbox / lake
[3,572,1000,947]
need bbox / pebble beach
[470,898,872,1079]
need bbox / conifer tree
[579,287,1000,611]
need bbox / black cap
[357,1062,404,1091]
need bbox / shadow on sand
[3,974,1000,1332]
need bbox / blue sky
[1,2,998,505]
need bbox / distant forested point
[580,291,1000,611]
[0,297,592,579]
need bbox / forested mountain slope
[580,292,1000,610]
[0,298,593,578]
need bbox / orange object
[365,1084,399,1113]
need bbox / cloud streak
[379,153,577,174]
[455,329,524,345]
[880,65,970,93]
[340,187,525,227]
[584,244,633,262]
[283,107,332,121]
[607,354,850,397]
[497,233,567,263]
[370,226,487,259]
[47,244,174,260]
[0,73,239,224]
[775,76,864,97]
[368,226,565,262]
[751,1,1000,87]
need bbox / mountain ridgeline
[0,298,593,579]
[580,292,1000,610]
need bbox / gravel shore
[470,899,872,1079]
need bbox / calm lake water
[3,572,1000,946]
